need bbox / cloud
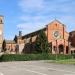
[17,22,46,35]
[57,16,75,32]
[18,0,44,13]
[19,15,52,22]
[17,14,54,34]
[18,0,75,14]
[17,0,75,35]
[18,0,75,17]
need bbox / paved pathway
[0,60,75,75]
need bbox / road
[0,60,75,75]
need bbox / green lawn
[47,59,75,64]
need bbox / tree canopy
[35,30,50,53]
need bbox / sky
[0,0,75,39]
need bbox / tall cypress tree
[2,40,6,52]
[14,35,17,43]
[35,30,49,53]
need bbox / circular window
[53,31,60,39]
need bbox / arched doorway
[58,44,64,54]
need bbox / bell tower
[0,16,3,50]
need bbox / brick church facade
[47,20,69,54]
[16,20,70,54]
[0,15,75,54]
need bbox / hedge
[0,54,73,62]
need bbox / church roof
[22,27,46,39]
[47,19,66,27]
[69,31,75,34]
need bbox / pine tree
[35,30,49,53]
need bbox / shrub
[0,54,73,62]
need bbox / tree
[2,40,6,52]
[14,35,17,43]
[35,30,49,53]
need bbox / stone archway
[58,44,64,54]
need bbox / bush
[0,54,73,62]
[55,54,72,60]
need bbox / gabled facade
[47,20,69,54]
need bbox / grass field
[47,59,75,64]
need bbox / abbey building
[17,20,69,54]
[0,15,75,54]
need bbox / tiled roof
[69,31,75,34]
[47,19,66,27]
[22,27,46,39]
